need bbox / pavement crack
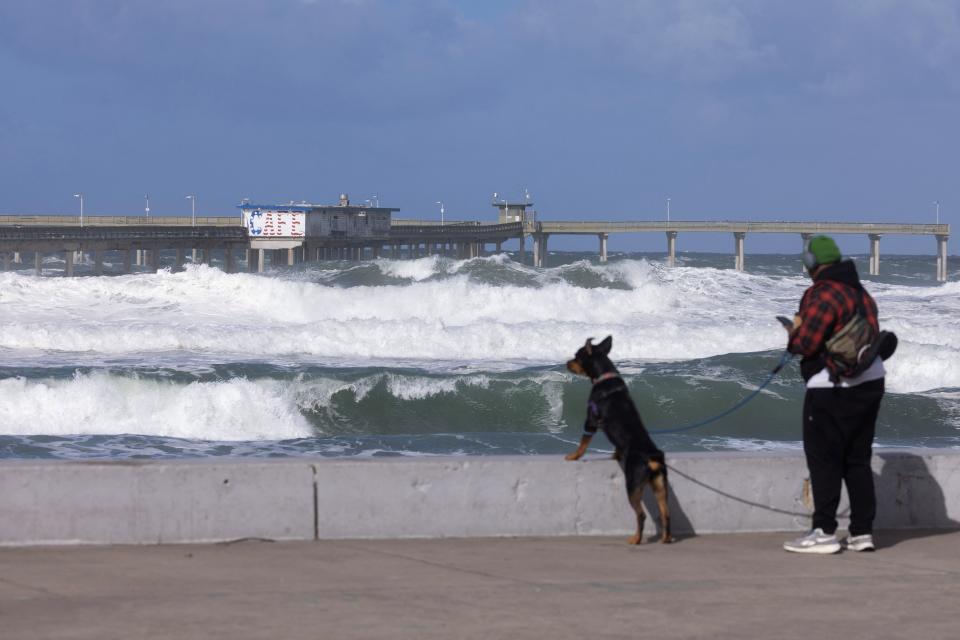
[0,576,60,597]
[336,542,548,589]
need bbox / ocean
[1,251,958,459]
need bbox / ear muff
[802,240,818,271]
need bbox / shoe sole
[846,544,876,552]
[783,543,842,554]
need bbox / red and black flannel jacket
[788,260,879,379]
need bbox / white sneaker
[783,528,842,554]
[844,534,875,552]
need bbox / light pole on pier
[144,194,150,218]
[73,193,84,227]
[666,197,671,225]
[934,200,940,225]
[185,194,196,226]
[436,201,445,226]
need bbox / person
[782,235,885,554]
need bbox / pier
[527,220,951,280]
[0,214,951,281]
[0,215,521,275]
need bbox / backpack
[823,286,897,382]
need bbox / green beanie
[807,235,841,266]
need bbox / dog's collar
[591,372,621,385]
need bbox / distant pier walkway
[532,220,950,281]
[0,215,951,281]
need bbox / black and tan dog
[565,336,673,544]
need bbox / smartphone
[776,315,794,329]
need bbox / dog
[565,336,673,544]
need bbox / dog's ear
[584,338,594,355]
[596,335,612,355]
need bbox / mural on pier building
[243,209,305,238]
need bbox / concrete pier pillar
[149,249,161,273]
[124,250,133,274]
[734,232,746,272]
[258,249,266,273]
[599,234,609,263]
[93,251,104,276]
[191,249,198,264]
[35,252,43,276]
[2,253,9,271]
[286,248,295,266]
[175,249,186,271]
[201,248,211,266]
[936,234,949,282]
[869,234,881,276]
[533,234,549,268]
[13,251,21,264]
[225,247,236,273]
[666,231,677,267]
[496,241,502,253]
[801,233,813,273]
[64,251,74,277]
[518,234,526,265]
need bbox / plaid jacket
[788,261,879,378]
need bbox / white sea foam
[0,371,513,439]
[376,255,443,281]
[0,372,313,440]
[1,261,958,396]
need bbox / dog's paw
[564,452,582,461]
[627,534,643,545]
[660,535,674,544]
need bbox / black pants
[802,378,884,537]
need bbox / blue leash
[647,350,793,435]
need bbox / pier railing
[0,215,242,227]
[536,220,950,235]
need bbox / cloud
[517,0,777,82]
[0,1,496,121]
[1,0,957,123]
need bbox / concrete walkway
[2,530,959,640]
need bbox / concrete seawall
[1,450,958,546]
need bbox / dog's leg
[627,482,647,545]
[565,434,592,461]
[649,461,673,543]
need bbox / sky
[1,0,958,253]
